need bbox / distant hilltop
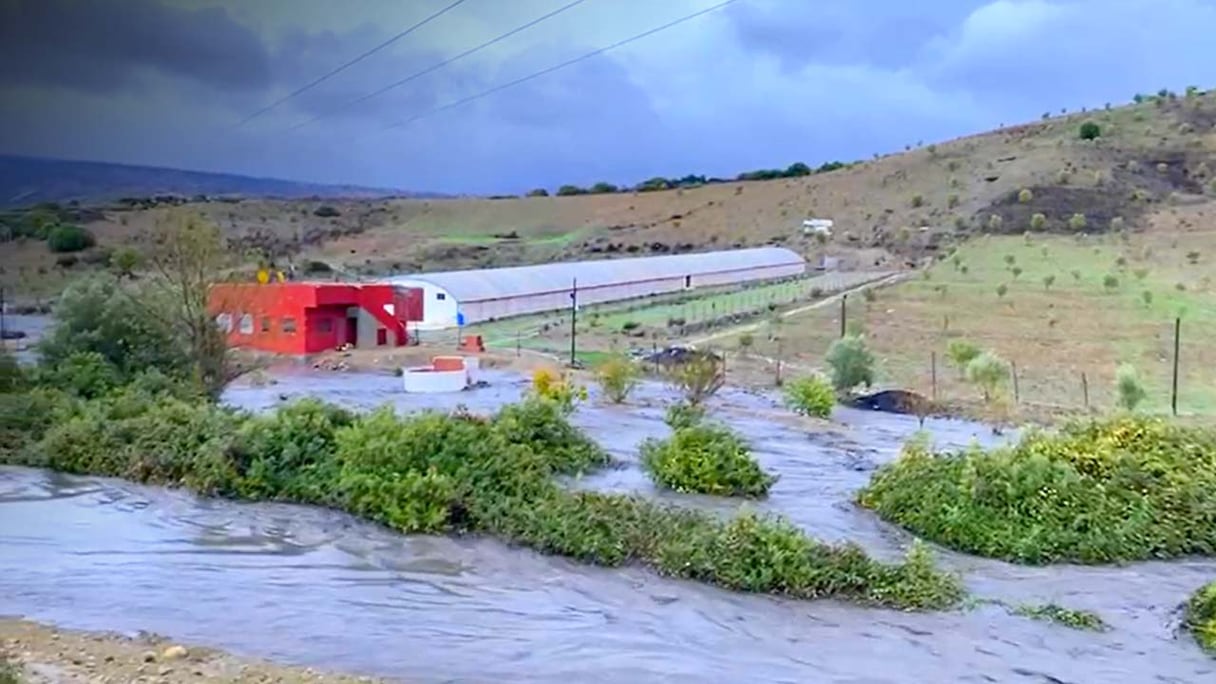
[0,154,447,208]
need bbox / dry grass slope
[3,89,1214,307]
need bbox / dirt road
[1,619,384,684]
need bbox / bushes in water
[641,417,776,497]
[783,374,835,418]
[858,415,1216,564]
[1,377,960,610]
[1185,580,1216,654]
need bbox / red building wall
[208,282,423,355]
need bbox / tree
[824,334,875,393]
[556,185,585,196]
[1079,121,1102,140]
[784,162,812,177]
[140,211,240,399]
[966,352,1008,403]
[589,182,619,194]
[526,188,550,197]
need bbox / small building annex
[385,247,806,330]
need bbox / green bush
[783,374,835,418]
[1013,603,1107,631]
[664,401,705,430]
[859,416,1216,564]
[1185,580,1216,654]
[1114,364,1147,411]
[946,340,982,375]
[594,354,640,404]
[965,352,1008,402]
[824,334,875,393]
[230,398,356,502]
[46,224,95,253]
[2,365,962,611]
[36,351,121,399]
[1079,121,1102,140]
[641,422,776,497]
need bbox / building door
[345,316,358,347]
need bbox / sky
[1,0,1214,195]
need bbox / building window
[261,317,272,333]
[436,292,446,300]
[316,318,333,333]
[238,314,253,335]
[283,317,297,334]
[376,328,388,346]
[215,313,233,333]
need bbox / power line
[236,0,471,127]
[375,0,741,135]
[289,0,595,133]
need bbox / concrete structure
[385,247,806,330]
[208,282,424,355]
[401,356,480,393]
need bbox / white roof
[384,247,804,303]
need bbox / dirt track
[0,619,384,684]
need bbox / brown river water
[2,366,1214,683]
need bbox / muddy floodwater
[3,367,1215,683]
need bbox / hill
[0,155,442,208]
[3,88,1214,303]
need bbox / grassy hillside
[3,88,1214,308]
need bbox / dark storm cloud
[0,0,272,92]
[725,0,976,70]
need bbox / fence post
[931,351,938,401]
[1011,361,1020,404]
[840,294,847,337]
[516,330,521,357]
[1172,317,1181,416]
[1081,372,1089,410]
[774,338,784,387]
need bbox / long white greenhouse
[384,247,806,330]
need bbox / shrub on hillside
[313,205,341,218]
[1185,581,1216,654]
[946,340,982,376]
[1030,213,1047,231]
[594,354,640,404]
[46,224,95,253]
[641,421,776,497]
[858,416,1216,564]
[965,352,1008,402]
[1079,121,1102,140]
[783,374,836,419]
[1114,363,1148,411]
[824,334,875,393]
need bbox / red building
[208,282,424,355]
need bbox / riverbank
[0,618,382,683]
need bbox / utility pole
[0,286,6,350]
[569,278,578,367]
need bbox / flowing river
[2,367,1214,683]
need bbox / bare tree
[133,211,241,399]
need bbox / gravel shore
[1,618,386,683]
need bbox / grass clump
[783,374,836,418]
[859,415,1216,564]
[1114,363,1147,411]
[1184,580,1216,654]
[1013,603,1108,631]
[642,411,776,498]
